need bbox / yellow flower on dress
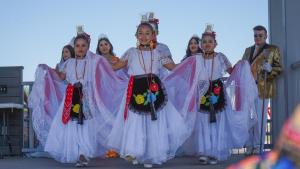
[135,94,145,104]
[201,96,207,105]
[72,104,80,113]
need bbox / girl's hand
[163,63,177,71]
[112,60,128,71]
[57,72,66,80]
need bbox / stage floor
[0,155,245,169]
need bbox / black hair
[253,25,267,34]
[201,32,217,44]
[61,44,75,61]
[135,22,155,36]
[74,34,90,47]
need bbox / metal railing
[22,81,39,154]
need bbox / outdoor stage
[0,155,245,169]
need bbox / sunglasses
[254,34,265,38]
[75,44,87,48]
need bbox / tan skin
[58,39,89,80]
[112,25,176,71]
[189,38,200,55]
[201,35,233,74]
[98,40,111,57]
[254,30,267,46]
[62,48,72,61]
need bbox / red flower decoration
[150,83,159,92]
[213,86,221,95]
[153,18,159,24]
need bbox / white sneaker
[132,159,139,165]
[124,155,138,165]
[199,156,209,165]
[252,147,261,154]
[77,155,89,167]
[143,164,153,168]
[245,146,254,156]
[208,157,218,165]
[82,161,88,167]
[75,161,84,167]
[125,155,134,161]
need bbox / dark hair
[185,36,203,57]
[149,22,159,35]
[74,34,90,47]
[135,22,155,36]
[253,25,267,34]
[61,45,75,61]
[96,38,115,56]
[201,32,217,44]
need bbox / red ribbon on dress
[62,84,74,124]
[124,76,134,121]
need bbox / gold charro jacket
[242,44,282,98]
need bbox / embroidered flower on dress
[72,104,80,113]
[209,94,218,104]
[150,82,159,92]
[134,94,145,104]
[213,85,221,95]
[201,96,207,104]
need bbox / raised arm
[163,62,177,71]
[112,60,128,71]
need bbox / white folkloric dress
[182,53,258,160]
[105,47,208,165]
[29,52,110,163]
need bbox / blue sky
[0,0,268,81]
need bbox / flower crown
[202,24,216,39]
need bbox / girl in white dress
[182,25,257,165]
[195,26,233,164]
[46,34,105,167]
[106,22,207,168]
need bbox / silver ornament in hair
[141,14,148,23]
[98,34,108,40]
[148,12,154,21]
[192,34,200,38]
[76,25,85,35]
[204,23,214,33]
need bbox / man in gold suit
[242,25,282,155]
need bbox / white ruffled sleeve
[121,47,134,62]
[219,52,232,72]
